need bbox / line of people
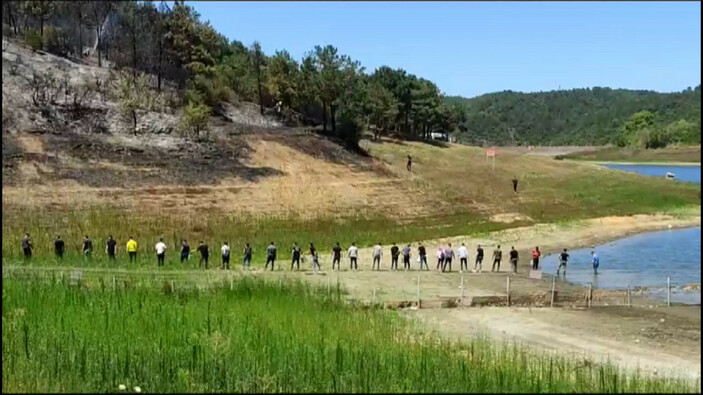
[19,233,539,274]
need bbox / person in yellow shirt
[126,236,138,263]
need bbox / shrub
[43,26,73,57]
[23,29,42,52]
[29,70,62,106]
[180,100,210,139]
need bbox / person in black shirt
[310,243,320,272]
[265,242,277,271]
[418,243,428,270]
[21,233,32,262]
[390,243,400,271]
[242,243,252,270]
[474,244,484,272]
[512,177,518,193]
[106,235,117,262]
[557,248,570,276]
[180,239,190,263]
[291,242,301,270]
[332,242,342,271]
[54,235,65,260]
[197,241,209,269]
[509,246,519,274]
[406,155,412,171]
[82,236,93,263]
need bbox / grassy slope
[563,146,701,163]
[2,137,700,264]
[2,276,696,393]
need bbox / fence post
[460,276,465,304]
[112,275,116,291]
[587,283,592,309]
[506,277,510,307]
[230,276,233,290]
[550,276,556,308]
[417,276,421,309]
[171,280,175,292]
[627,281,631,307]
[667,277,671,307]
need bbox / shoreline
[571,159,701,166]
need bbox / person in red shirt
[531,246,541,270]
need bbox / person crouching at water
[509,246,519,274]
[221,242,231,270]
[372,242,382,271]
[591,250,600,275]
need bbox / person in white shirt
[348,242,359,271]
[221,242,231,270]
[457,243,469,272]
[372,243,382,271]
[155,238,167,266]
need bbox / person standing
[106,235,117,263]
[291,242,302,271]
[221,242,231,270]
[402,244,412,271]
[406,155,412,171]
[21,233,32,262]
[443,243,455,272]
[155,238,167,266]
[265,242,277,271]
[512,177,518,193]
[180,239,190,263]
[418,243,428,270]
[372,242,382,271]
[126,236,138,263]
[54,235,65,260]
[332,242,342,271]
[436,247,445,271]
[242,243,252,270]
[348,242,359,271]
[82,235,93,263]
[474,244,484,273]
[310,243,320,273]
[531,246,541,270]
[557,248,569,276]
[509,246,519,274]
[390,243,400,271]
[457,243,468,272]
[591,250,600,275]
[197,241,209,269]
[491,245,502,272]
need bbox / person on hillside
[291,242,302,271]
[436,246,445,271]
[531,246,541,270]
[54,235,65,260]
[390,243,400,271]
[372,242,383,271]
[509,246,519,274]
[265,242,277,271]
[82,235,93,263]
[332,242,342,271]
[221,242,231,270]
[21,233,32,262]
[512,177,518,193]
[197,241,209,269]
[474,244,484,273]
[418,243,428,270]
[591,250,600,275]
[557,248,569,276]
[310,243,320,273]
[457,243,469,272]
[106,235,117,262]
[492,245,502,272]
[348,242,359,271]
[126,236,138,263]
[155,238,167,266]
[407,155,412,171]
[443,243,455,272]
[402,244,412,271]
[242,243,252,269]
[180,239,190,263]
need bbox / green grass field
[2,275,697,393]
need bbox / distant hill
[445,86,701,146]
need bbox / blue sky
[187,1,701,98]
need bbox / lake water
[544,163,701,304]
[603,163,701,183]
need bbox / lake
[546,163,701,304]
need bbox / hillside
[445,87,701,146]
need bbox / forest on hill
[2,1,700,148]
[445,87,701,146]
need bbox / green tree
[111,70,163,135]
[620,110,655,148]
[367,82,398,140]
[181,100,210,138]
[250,41,266,115]
[267,50,299,120]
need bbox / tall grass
[2,276,696,393]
